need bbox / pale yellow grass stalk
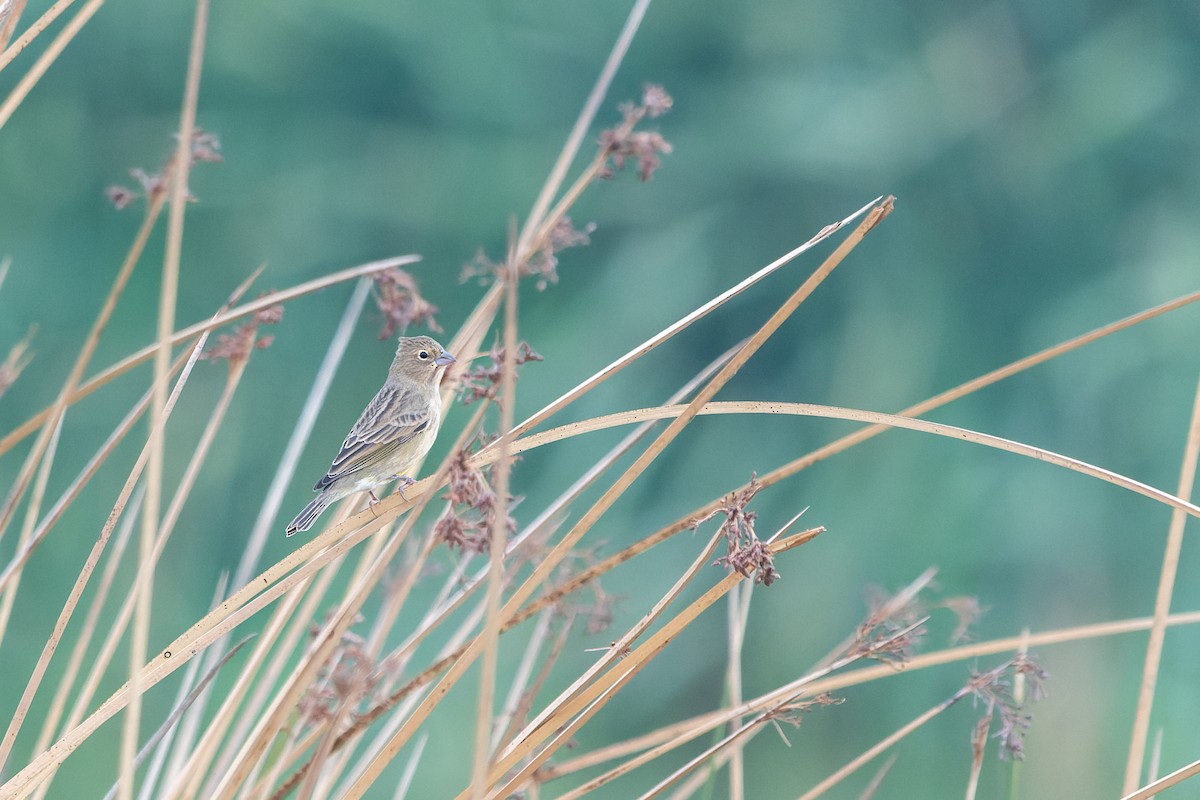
[0,254,420,459]
[485,289,1200,658]
[181,576,333,800]
[0,0,102,128]
[31,347,247,797]
[0,0,26,52]
[343,198,893,797]
[1122,757,1200,799]
[488,527,729,799]
[128,3,209,791]
[469,256,521,799]
[492,402,1200,520]
[134,577,230,800]
[0,413,61,639]
[0,322,213,780]
[487,530,821,798]
[0,355,185,601]
[491,608,563,754]
[508,197,881,442]
[28,489,140,800]
[545,609,1200,794]
[514,0,651,259]
[1123,370,1200,792]
[725,575,754,800]
[0,159,169,552]
[797,679,977,800]
[857,756,897,800]
[207,405,484,799]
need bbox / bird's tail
[286,492,332,537]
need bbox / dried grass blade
[0,324,34,400]
[233,276,373,590]
[733,289,1200,503]
[27,488,141,800]
[100,636,254,800]
[484,529,728,798]
[497,526,726,772]
[488,401,1200,519]
[515,0,651,257]
[486,529,819,799]
[524,290,1200,616]
[137,574,228,800]
[796,687,971,800]
[0,411,61,641]
[1123,369,1200,791]
[508,196,883,441]
[1122,758,1200,800]
[0,0,102,129]
[857,755,897,800]
[207,408,483,800]
[0,0,59,64]
[0,159,168,549]
[0,254,420,459]
[179,570,332,800]
[0,0,25,55]
[132,11,211,782]
[0,317,213,780]
[413,338,743,679]
[347,202,892,796]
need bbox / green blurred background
[2,0,1200,796]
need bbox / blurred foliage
[1,0,1199,797]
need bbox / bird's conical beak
[434,351,456,367]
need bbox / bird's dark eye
[418,350,430,360]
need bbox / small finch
[285,335,455,536]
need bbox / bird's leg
[367,490,380,518]
[394,475,416,501]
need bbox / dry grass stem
[134,575,227,800]
[1122,757,1200,800]
[0,347,189,602]
[27,488,141,797]
[507,196,882,442]
[0,322,213,781]
[0,254,420,459]
[486,530,820,798]
[101,636,253,800]
[0,156,170,551]
[0,0,26,53]
[0,0,101,129]
[515,0,652,259]
[858,755,897,800]
[1123,370,1200,792]
[232,277,373,591]
[130,0,209,773]
[797,681,975,800]
[0,324,34,399]
[489,401,1200,520]
[346,198,892,796]
[469,261,520,798]
[0,413,61,641]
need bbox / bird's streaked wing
[314,383,430,490]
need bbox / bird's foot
[394,475,416,501]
